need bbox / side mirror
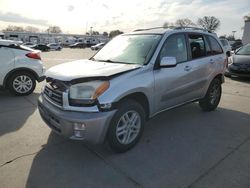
[160,56,177,67]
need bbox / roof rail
[133,26,211,33]
[174,26,212,33]
[133,26,175,32]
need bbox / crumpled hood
[45,59,141,81]
[233,54,250,64]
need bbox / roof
[0,39,23,46]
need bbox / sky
[0,0,249,38]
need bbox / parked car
[91,43,105,50]
[229,40,243,51]
[48,43,62,51]
[23,42,36,48]
[220,38,232,56]
[38,27,227,153]
[225,43,250,77]
[32,44,50,52]
[69,42,86,49]
[0,39,45,95]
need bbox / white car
[91,43,105,50]
[0,39,45,95]
[48,43,62,51]
[23,42,36,48]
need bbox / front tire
[8,72,36,96]
[199,78,222,111]
[107,99,145,153]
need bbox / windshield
[92,34,161,65]
[236,44,250,55]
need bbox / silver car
[38,27,227,152]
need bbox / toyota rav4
[38,27,227,152]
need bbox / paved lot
[0,48,250,188]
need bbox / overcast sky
[0,0,249,38]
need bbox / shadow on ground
[26,104,250,188]
[0,90,40,136]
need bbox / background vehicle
[48,43,62,51]
[0,39,45,95]
[226,43,250,77]
[91,43,105,50]
[38,27,226,153]
[220,38,232,56]
[32,44,50,52]
[69,42,86,49]
[229,40,243,51]
[23,42,35,48]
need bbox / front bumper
[225,65,250,78]
[38,95,116,144]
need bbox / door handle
[210,59,215,64]
[184,66,192,71]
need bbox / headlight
[228,57,233,65]
[69,80,109,106]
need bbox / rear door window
[188,34,206,59]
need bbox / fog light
[74,130,83,138]
[100,103,112,110]
[73,122,86,130]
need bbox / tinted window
[188,34,206,59]
[159,34,187,63]
[208,36,223,54]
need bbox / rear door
[153,33,197,113]
[0,46,15,85]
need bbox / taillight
[26,52,41,60]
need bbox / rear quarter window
[207,36,223,55]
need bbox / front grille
[43,79,68,106]
[44,86,63,106]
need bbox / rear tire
[199,78,221,111]
[8,71,36,96]
[107,99,145,153]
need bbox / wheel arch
[3,68,39,88]
[116,92,150,120]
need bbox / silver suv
[38,27,227,152]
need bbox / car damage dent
[45,59,142,82]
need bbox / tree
[175,18,195,27]
[25,26,40,33]
[47,26,62,33]
[244,13,250,21]
[92,31,99,35]
[103,31,108,36]
[3,25,25,32]
[109,30,123,38]
[197,16,220,32]
[227,34,235,41]
[163,22,170,28]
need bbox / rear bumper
[38,95,116,144]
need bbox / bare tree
[197,16,220,32]
[175,18,195,27]
[25,26,40,33]
[3,25,25,32]
[47,26,62,33]
[163,22,170,28]
[109,30,123,38]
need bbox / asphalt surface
[0,48,250,188]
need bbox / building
[0,32,4,39]
[242,20,250,45]
[2,31,109,45]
